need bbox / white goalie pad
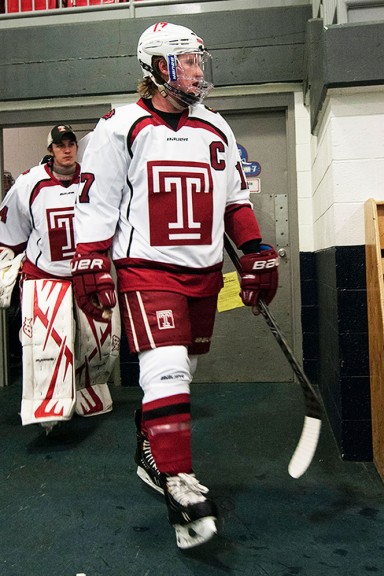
[0,249,25,308]
[74,299,121,417]
[20,279,76,426]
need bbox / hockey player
[0,124,120,433]
[71,23,278,548]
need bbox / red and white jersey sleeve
[0,164,79,278]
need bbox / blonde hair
[137,77,158,99]
[137,56,165,98]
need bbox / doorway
[0,93,300,386]
[195,93,300,383]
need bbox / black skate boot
[162,472,217,549]
[134,409,164,494]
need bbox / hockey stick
[223,234,322,478]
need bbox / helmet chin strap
[148,65,200,109]
[158,85,188,110]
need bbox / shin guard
[139,346,193,474]
[145,401,192,475]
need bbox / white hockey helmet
[137,22,213,106]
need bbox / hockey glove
[0,247,24,308]
[239,244,279,310]
[71,253,116,322]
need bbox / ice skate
[162,472,217,549]
[134,409,164,494]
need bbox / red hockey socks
[142,393,192,475]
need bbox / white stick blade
[288,416,322,479]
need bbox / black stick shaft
[223,234,322,420]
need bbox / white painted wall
[310,87,384,250]
[294,89,314,252]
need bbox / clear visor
[165,51,213,105]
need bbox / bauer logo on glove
[71,257,105,272]
[70,252,117,322]
[239,244,279,308]
[250,256,279,270]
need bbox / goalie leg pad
[74,299,121,417]
[20,279,76,426]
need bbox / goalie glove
[239,244,279,309]
[71,253,116,322]
[0,248,24,308]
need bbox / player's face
[51,138,77,169]
[3,174,14,194]
[168,52,212,98]
[175,53,204,93]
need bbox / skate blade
[136,466,164,495]
[174,516,217,549]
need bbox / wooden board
[365,199,384,481]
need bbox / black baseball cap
[47,125,77,147]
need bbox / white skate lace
[166,473,209,506]
[143,439,159,471]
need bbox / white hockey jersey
[76,99,261,296]
[0,163,80,278]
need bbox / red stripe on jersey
[116,264,223,297]
[185,116,228,145]
[0,241,26,254]
[76,239,113,255]
[30,177,56,206]
[115,257,222,275]
[30,164,80,206]
[22,258,72,281]
[131,101,227,146]
[129,116,157,150]
[225,203,262,247]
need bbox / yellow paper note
[217,271,244,312]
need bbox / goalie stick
[223,234,322,478]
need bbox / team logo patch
[148,160,213,246]
[156,309,175,330]
[23,317,33,338]
[46,207,75,261]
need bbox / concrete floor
[0,378,383,576]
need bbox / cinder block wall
[0,6,311,101]
[310,90,384,459]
